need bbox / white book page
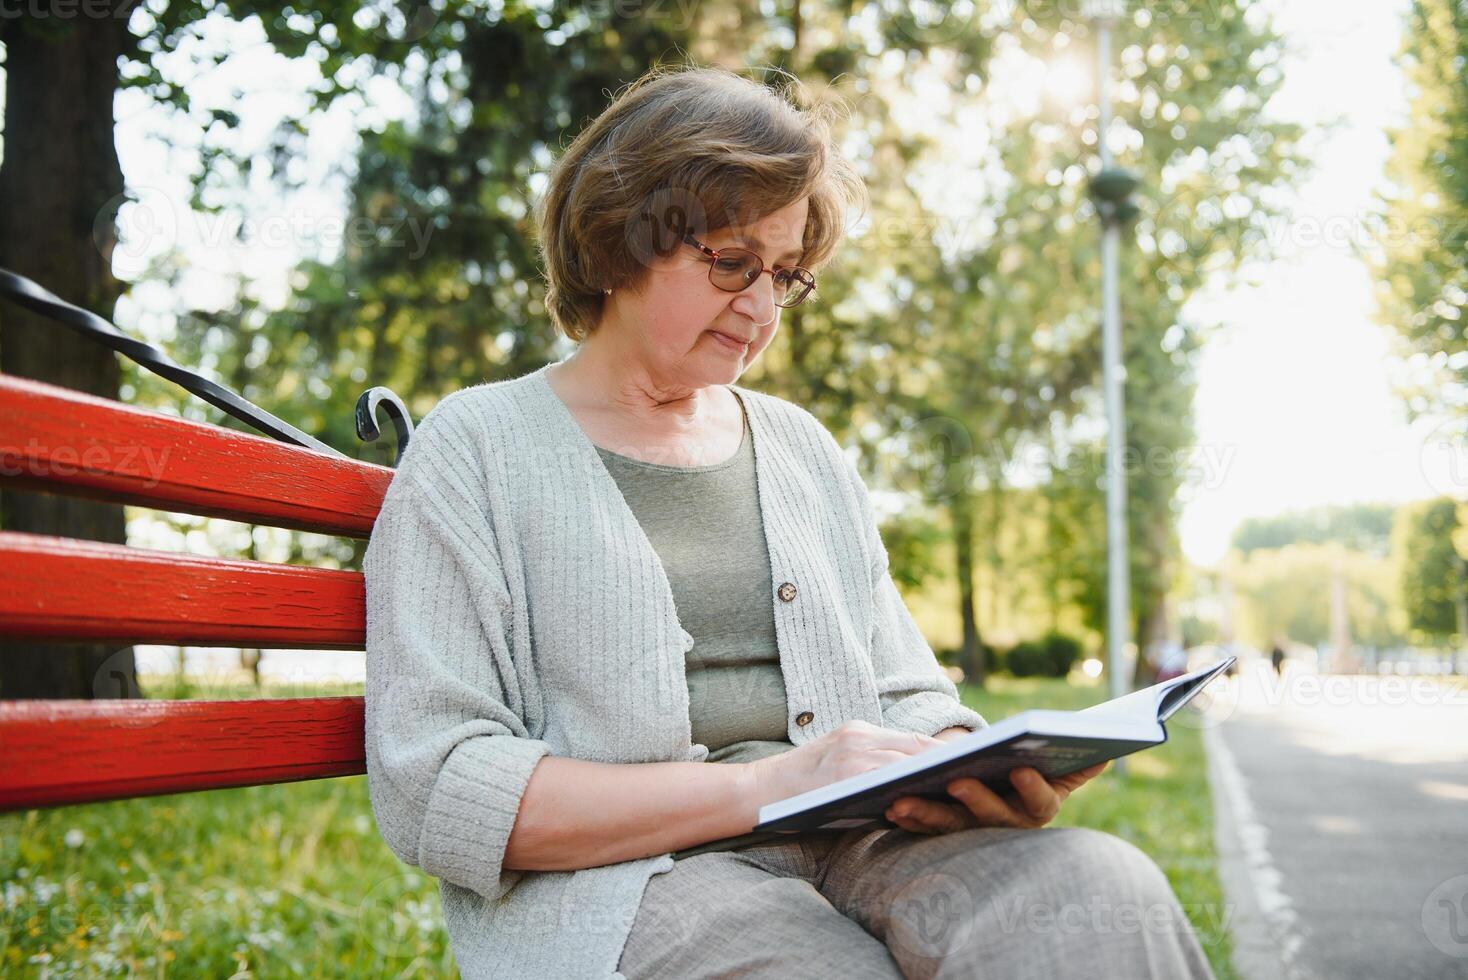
[1078,657,1234,724]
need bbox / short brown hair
[535,64,867,342]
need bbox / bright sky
[1177,0,1452,566]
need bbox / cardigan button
[777,582,797,602]
[795,710,814,727]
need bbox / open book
[749,656,1236,836]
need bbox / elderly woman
[363,66,1215,980]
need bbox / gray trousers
[617,825,1217,979]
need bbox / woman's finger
[886,798,943,834]
[945,777,1034,828]
[887,797,975,835]
[893,761,1111,835]
[1049,761,1110,796]
[1008,767,1061,824]
[928,801,978,833]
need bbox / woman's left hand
[883,760,1110,834]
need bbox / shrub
[1005,640,1048,677]
[937,643,995,685]
[1040,631,1083,677]
[1003,633,1084,677]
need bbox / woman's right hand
[744,719,948,810]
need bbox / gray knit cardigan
[362,359,990,978]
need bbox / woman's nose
[731,274,778,326]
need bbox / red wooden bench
[0,372,395,811]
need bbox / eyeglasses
[682,234,817,308]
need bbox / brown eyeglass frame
[682,234,817,308]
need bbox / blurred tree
[1043,1,1308,685]
[860,2,1307,683]
[1393,496,1468,643]
[1234,503,1398,556]
[1,0,1308,699]
[1373,0,1467,420]
[1230,542,1404,650]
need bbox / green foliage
[877,510,949,591]
[1002,631,1083,677]
[1180,612,1220,649]
[1003,639,1044,677]
[947,637,996,679]
[1392,497,1468,641]
[851,2,1310,661]
[1041,630,1084,676]
[1372,0,1468,419]
[1229,542,1405,649]
[1221,498,1468,651]
[1233,503,1397,557]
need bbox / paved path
[1201,659,1468,980]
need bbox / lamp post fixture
[1082,0,1141,716]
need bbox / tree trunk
[0,14,140,699]
[1044,480,1061,633]
[1453,552,1467,674]
[1129,507,1172,688]
[949,490,987,685]
[986,476,1003,634]
[1133,599,1163,688]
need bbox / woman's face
[612,195,810,389]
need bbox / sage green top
[594,389,795,768]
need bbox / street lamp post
[1083,0,1141,718]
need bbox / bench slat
[0,531,365,649]
[0,373,393,537]
[0,696,365,811]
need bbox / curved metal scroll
[355,386,413,464]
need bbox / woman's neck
[550,335,724,437]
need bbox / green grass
[1,680,445,978]
[961,673,1237,980]
[2,675,1235,978]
